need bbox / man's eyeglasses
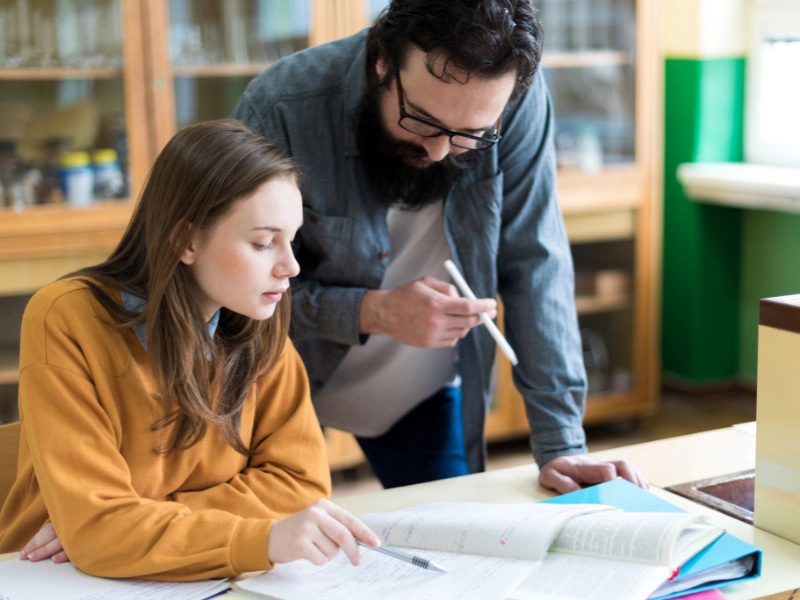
[395,73,502,151]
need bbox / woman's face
[181,176,302,321]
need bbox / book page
[669,522,725,567]
[235,548,540,600]
[507,552,668,600]
[0,559,229,600]
[360,502,615,562]
[550,512,702,566]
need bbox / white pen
[356,540,448,573]
[443,259,519,366]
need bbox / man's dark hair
[367,0,543,93]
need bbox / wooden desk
[331,424,798,600]
[3,425,798,599]
[589,426,756,488]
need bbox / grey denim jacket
[232,30,588,473]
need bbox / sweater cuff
[230,518,274,574]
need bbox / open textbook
[234,499,728,600]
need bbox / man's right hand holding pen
[360,276,497,349]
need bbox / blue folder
[542,478,762,599]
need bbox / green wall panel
[662,58,746,382]
[739,211,800,382]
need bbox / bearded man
[232,0,646,493]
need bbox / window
[746,0,800,168]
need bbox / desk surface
[332,424,797,600]
[3,424,798,599]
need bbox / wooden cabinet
[487,0,663,440]
[0,0,365,388]
[0,0,662,471]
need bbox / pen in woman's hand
[356,539,449,573]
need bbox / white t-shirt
[313,200,457,437]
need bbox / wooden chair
[0,421,20,509]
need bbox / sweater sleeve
[20,362,274,581]
[170,341,332,517]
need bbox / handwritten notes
[235,547,540,600]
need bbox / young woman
[0,120,378,580]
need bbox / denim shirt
[121,291,220,352]
[232,30,588,472]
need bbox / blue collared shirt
[232,30,588,472]
[121,291,220,352]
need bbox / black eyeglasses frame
[395,73,503,151]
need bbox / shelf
[564,209,636,243]
[0,350,18,386]
[0,67,123,80]
[0,201,133,260]
[0,202,132,295]
[541,51,631,69]
[557,164,644,215]
[575,294,631,315]
[171,62,274,78]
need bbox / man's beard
[355,80,479,211]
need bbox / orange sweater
[0,278,331,580]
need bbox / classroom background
[0,0,797,497]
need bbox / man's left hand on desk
[539,455,649,494]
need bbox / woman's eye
[252,243,272,251]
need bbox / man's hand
[268,499,380,567]
[20,522,69,563]
[539,455,649,494]
[360,276,497,348]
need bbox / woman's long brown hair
[70,119,299,455]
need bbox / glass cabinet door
[166,0,312,130]
[147,0,367,152]
[535,0,641,399]
[0,0,148,209]
[537,0,637,169]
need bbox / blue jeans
[355,387,470,489]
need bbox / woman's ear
[179,238,197,265]
[176,223,200,265]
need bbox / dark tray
[665,469,755,524]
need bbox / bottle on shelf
[92,148,124,199]
[38,137,71,205]
[60,150,94,206]
[95,112,129,199]
[0,140,23,208]
[0,139,40,209]
[575,126,604,173]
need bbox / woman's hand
[268,499,380,567]
[20,522,70,563]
